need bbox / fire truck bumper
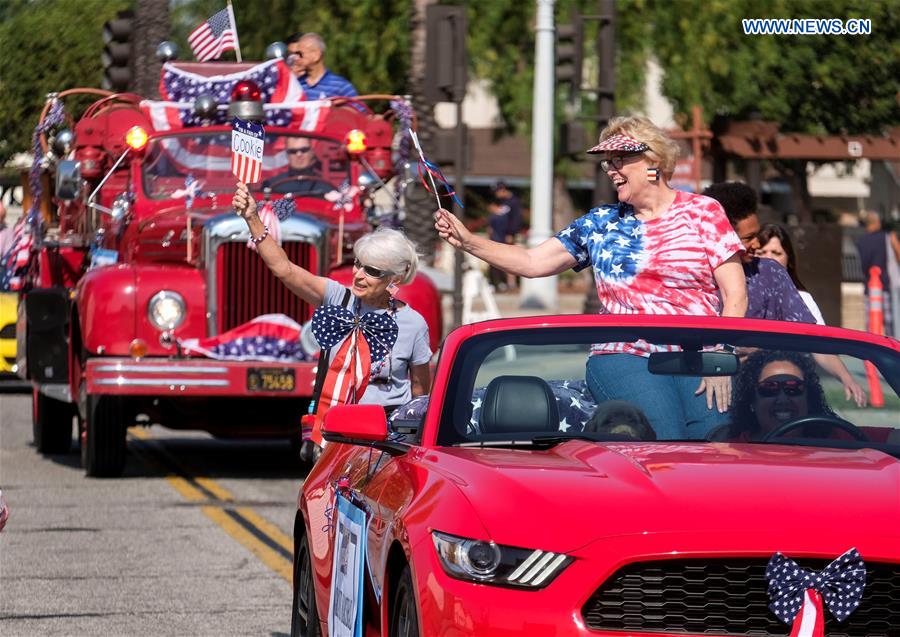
[86,357,318,398]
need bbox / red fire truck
[16,60,442,477]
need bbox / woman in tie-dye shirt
[434,117,747,438]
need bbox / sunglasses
[354,258,394,279]
[599,152,644,172]
[756,378,806,398]
[287,146,313,155]
[286,53,302,65]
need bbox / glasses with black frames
[599,152,644,172]
[756,378,806,398]
[286,146,313,155]
[354,258,394,279]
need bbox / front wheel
[390,565,419,637]
[32,388,75,454]
[291,532,321,637]
[81,395,127,478]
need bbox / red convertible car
[292,315,900,637]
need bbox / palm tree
[133,0,170,98]
[402,0,439,264]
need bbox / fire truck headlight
[148,291,186,330]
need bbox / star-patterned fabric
[312,304,398,364]
[766,548,866,624]
[586,133,650,154]
[178,313,307,361]
[389,380,598,434]
[555,192,744,356]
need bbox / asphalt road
[0,388,305,636]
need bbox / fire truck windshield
[142,132,350,200]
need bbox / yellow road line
[128,427,294,583]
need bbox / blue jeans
[585,354,727,440]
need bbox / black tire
[291,532,321,637]
[81,395,127,478]
[390,565,419,637]
[32,388,74,454]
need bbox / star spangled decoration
[272,197,296,221]
[387,379,597,435]
[162,61,295,128]
[586,133,650,154]
[766,548,866,625]
[311,305,398,363]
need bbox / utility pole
[520,0,558,310]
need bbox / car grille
[0,323,15,339]
[216,241,317,333]
[581,558,900,636]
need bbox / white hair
[353,227,419,285]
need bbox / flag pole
[227,0,242,62]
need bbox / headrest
[480,375,559,434]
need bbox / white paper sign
[231,117,265,183]
[328,494,365,637]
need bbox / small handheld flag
[188,6,239,62]
[231,118,265,184]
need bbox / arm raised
[434,208,576,278]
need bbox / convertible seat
[480,375,560,434]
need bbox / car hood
[430,442,900,552]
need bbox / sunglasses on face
[286,53,302,65]
[354,258,394,279]
[287,146,313,155]
[756,378,806,398]
[599,152,644,172]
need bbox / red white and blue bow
[310,305,398,437]
[766,548,866,637]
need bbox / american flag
[178,314,309,362]
[141,60,324,132]
[0,216,35,292]
[188,7,237,62]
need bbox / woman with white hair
[232,182,432,410]
[435,116,748,439]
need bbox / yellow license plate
[247,368,296,392]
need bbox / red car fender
[76,264,137,355]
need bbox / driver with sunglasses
[233,182,432,414]
[726,349,835,441]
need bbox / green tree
[0,0,129,163]
[649,0,900,218]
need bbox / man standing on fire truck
[287,32,358,99]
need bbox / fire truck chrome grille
[581,558,900,636]
[217,241,316,333]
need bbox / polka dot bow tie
[766,548,866,630]
[311,305,398,362]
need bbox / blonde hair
[353,227,419,285]
[598,116,680,178]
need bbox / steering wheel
[761,415,868,442]
[265,175,334,193]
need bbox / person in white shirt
[756,223,825,325]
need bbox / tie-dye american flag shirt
[555,191,744,356]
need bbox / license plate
[247,367,296,392]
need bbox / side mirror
[647,351,738,376]
[322,405,408,456]
[55,160,82,200]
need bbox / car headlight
[147,291,186,330]
[432,531,572,589]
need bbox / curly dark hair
[729,350,835,439]
[757,223,806,291]
[702,181,758,225]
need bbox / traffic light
[555,12,583,98]
[102,10,134,92]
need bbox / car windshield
[141,131,350,200]
[437,326,900,454]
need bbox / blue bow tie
[311,304,398,362]
[766,547,866,624]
